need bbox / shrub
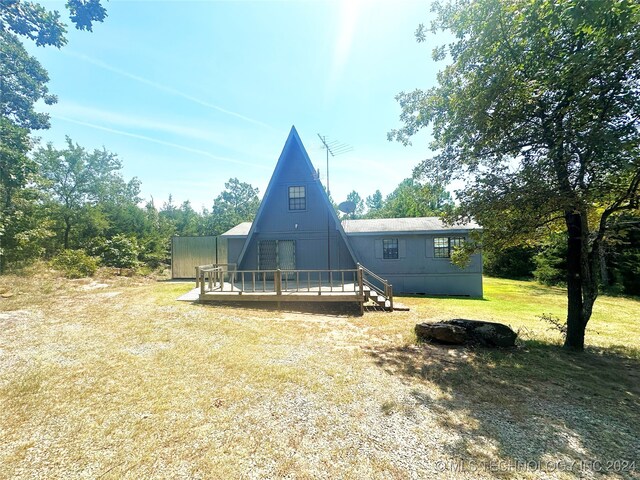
[51,249,99,279]
[138,236,170,269]
[90,235,139,273]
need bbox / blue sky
[30,0,441,210]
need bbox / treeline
[1,137,262,275]
[485,226,640,296]
[3,131,639,293]
[341,180,452,220]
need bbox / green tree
[389,0,640,350]
[159,198,205,237]
[0,0,107,270]
[0,32,56,130]
[0,118,35,269]
[137,199,175,268]
[35,138,134,250]
[484,245,536,280]
[534,234,568,286]
[90,234,139,274]
[1,0,107,46]
[374,178,452,219]
[365,190,383,216]
[209,178,260,235]
[345,190,365,219]
[601,214,640,296]
[77,177,145,247]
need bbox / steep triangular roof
[235,126,358,267]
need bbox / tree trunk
[63,216,71,250]
[564,211,586,350]
[599,246,609,287]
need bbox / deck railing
[198,267,361,295]
[196,263,393,311]
[197,265,225,294]
[359,264,394,311]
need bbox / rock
[415,319,517,347]
[415,323,468,345]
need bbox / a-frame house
[235,126,358,272]
[187,126,483,308]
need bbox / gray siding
[239,231,354,271]
[348,234,483,296]
[226,238,245,269]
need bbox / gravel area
[0,278,638,479]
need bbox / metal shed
[171,236,228,279]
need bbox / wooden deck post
[195,267,199,288]
[275,269,282,295]
[200,270,205,295]
[357,264,364,314]
[275,269,282,309]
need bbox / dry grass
[0,270,638,479]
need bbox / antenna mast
[317,134,352,196]
[317,134,352,270]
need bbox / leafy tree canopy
[365,190,383,214]
[344,190,365,219]
[389,0,640,349]
[0,32,55,130]
[0,0,107,271]
[0,0,107,47]
[35,137,137,249]
[209,178,260,235]
[368,178,452,219]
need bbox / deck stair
[360,265,394,311]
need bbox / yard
[0,272,638,479]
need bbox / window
[383,238,399,259]
[434,237,465,258]
[288,186,306,210]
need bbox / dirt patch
[0,310,35,328]
[125,342,173,356]
[81,282,110,291]
[94,291,122,298]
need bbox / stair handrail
[358,263,394,311]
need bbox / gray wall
[238,230,354,271]
[226,237,245,269]
[348,233,483,297]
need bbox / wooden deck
[194,265,395,312]
[199,281,365,303]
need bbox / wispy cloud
[62,50,275,130]
[51,114,270,169]
[52,103,219,143]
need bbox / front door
[277,240,296,271]
[258,240,278,271]
[258,240,296,279]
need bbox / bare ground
[0,273,638,479]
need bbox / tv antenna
[317,134,352,196]
[317,134,352,270]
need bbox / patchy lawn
[0,273,638,479]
